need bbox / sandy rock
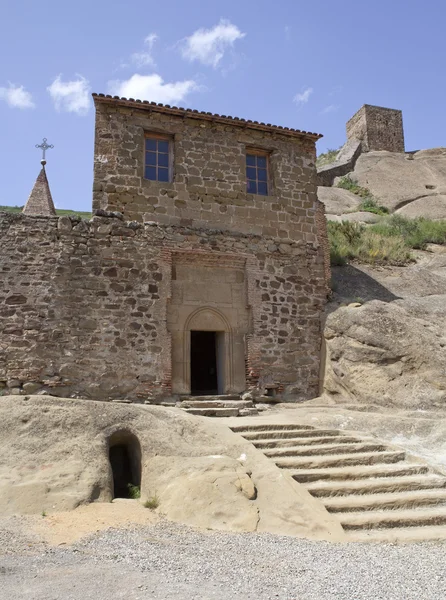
[0,396,343,541]
[426,244,446,254]
[396,194,446,219]
[351,149,446,216]
[317,186,360,215]
[147,456,260,532]
[339,211,382,224]
[324,298,446,409]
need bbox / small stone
[22,382,41,394]
[6,379,20,388]
[57,216,72,232]
[5,294,27,305]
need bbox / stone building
[0,94,328,402]
[346,104,405,153]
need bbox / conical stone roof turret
[23,165,56,216]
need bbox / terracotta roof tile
[92,93,322,141]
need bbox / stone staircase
[178,395,259,417]
[231,423,446,542]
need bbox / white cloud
[108,73,200,105]
[47,75,91,115]
[293,87,313,106]
[0,83,35,109]
[144,33,158,47]
[321,104,339,114]
[180,19,245,68]
[130,33,158,68]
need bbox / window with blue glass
[246,152,269,195]
[144,135,171,182]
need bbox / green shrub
[0,205,92,219]
[327,220,413,266]
[355,231,412,265]
[336,176,371,198]
[0,205,22,213]
[316,148,340,167]
[336,177,389,216]
[357,197,389,216]
[127,484,141,499]
[144,496,159,509]
[371,215,446,249]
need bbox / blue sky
[1,0,445,212]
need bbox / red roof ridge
[92,93,322,141]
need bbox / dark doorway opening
[108,431,141,499]
[191,330,218,395]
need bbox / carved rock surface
[0,396,342,540]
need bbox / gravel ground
[1,519,446,600]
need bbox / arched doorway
[108,430,141,499]
[185,307,232,396]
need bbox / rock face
[353,149,446,216]
[319,148,446,221]
[324,252,446,409]
[317,187,360,216]
[320,148,446,221]
[0,396,341,540]
[325,299,446,409]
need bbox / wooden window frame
[144,132,174,183]
[245,148,270,196]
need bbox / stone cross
[35,138,54,166]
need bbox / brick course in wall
[0,212,327,401]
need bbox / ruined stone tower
[346,104,405,153]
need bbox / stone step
[180,395,240,402]
[274,450,406,470]
[305,474,446,497]
[239,408,259,417]
[239,429,346,440]
[345,525,446,543]
[291,463,431,483]
[254,395,282,404]
[183,407,240,417]
[264,442,387,458]
[252,435,363,449]
[231,424,315,433]
[339,506,446,530]
[324,488,446,513]
[179,400,253,409]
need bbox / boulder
[351,149,446,216]
[317,186,360,215]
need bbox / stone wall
[315,200,331,295]
[0,212,327,401]
[92,97,320,244]
[346,104,405,153]
[317,138,362,187]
